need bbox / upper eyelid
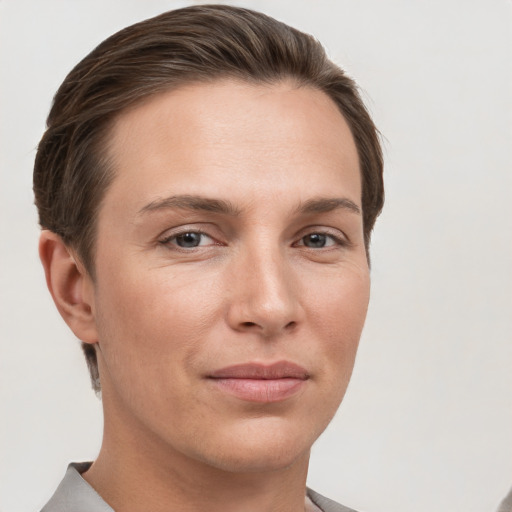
[295,225,349,242]
[156,225,350,245]
[294,232,347,248]
[157,224,218,240]
[159,229,215,244]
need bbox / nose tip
[226,254,301,338]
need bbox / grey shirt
[41,463,357,512]
[498,487,512,512]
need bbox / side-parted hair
[34,4,384,392]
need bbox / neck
[83,389,311,512]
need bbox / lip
[208,361,309,403]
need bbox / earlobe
[39,230,98,344]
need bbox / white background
[1,1,511,511]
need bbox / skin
[40,80,370,512]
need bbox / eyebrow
[137,194,360,218]
[138,195,241,217]
[296,197,361,215]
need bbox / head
[35,5,383,473]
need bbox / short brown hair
[34,4,384,392]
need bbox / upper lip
[208,361,309,380]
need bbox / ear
[39,230,98,344]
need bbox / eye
[297,232,341,248]
[160,231,215,249]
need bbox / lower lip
[209,378,306,403]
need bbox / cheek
[306,268,370,378]
[285,268,370,439]
[93,264,224,380]
[308,264,370,331]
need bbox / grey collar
[41,463,113,512]
[41,462,356,512]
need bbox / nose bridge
[229,234,299,335]
[250,240,290,306]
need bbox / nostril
[240,320,296,331]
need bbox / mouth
[207,361,310,403]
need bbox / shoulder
[40,463,113,512]
[41,466,356,512]
[497,487,512,512]
[307,488,359,512]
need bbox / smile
[208,361,310,403]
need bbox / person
[498,488,512,512]
[34,4,383,512]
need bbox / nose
[226,243,302,338]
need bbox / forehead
[104,79,361,209]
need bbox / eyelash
[294,232,347,249]
[158,228,348,251]
[158,229,216,249]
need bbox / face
[89,80,370,473]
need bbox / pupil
[177,232,201,247]
[306,234,326,248]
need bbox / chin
[188,417,321,474]
[201,445,310,474]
